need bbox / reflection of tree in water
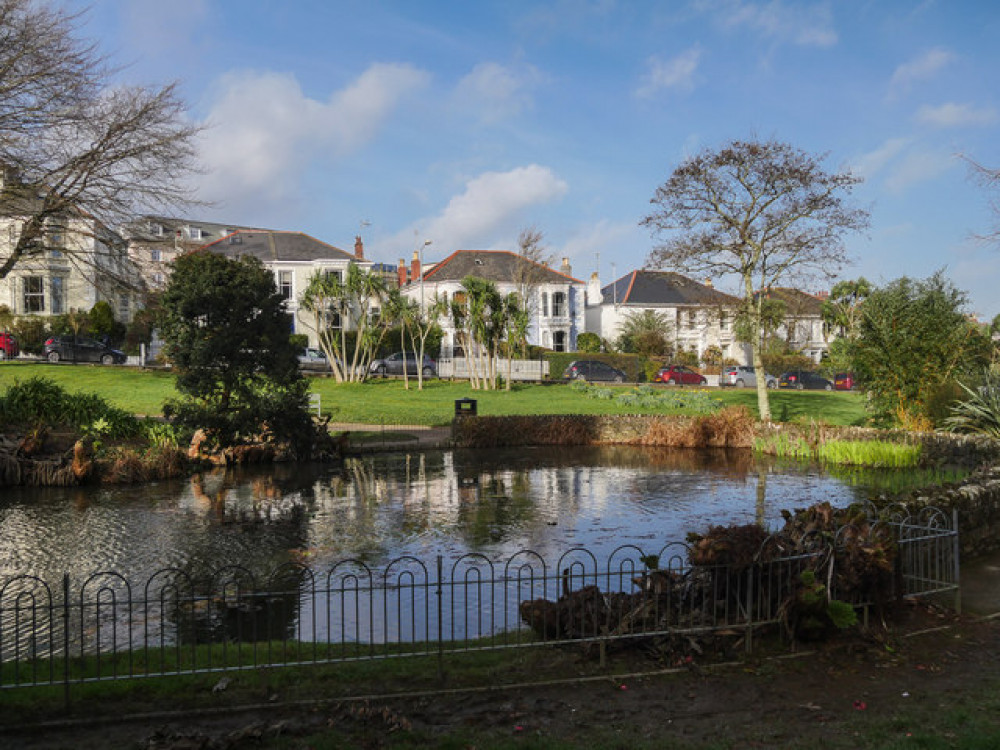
[167,564,306,646]
[166,469,320,645]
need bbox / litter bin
[454,398,477,417]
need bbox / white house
[585,270,745,362]
[201,230,373,346]
[398,249,586,355]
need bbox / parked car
[370,352,437,378]
[833,372,858,391]
[562,360,627,383]
[298,347,330,370]
[43,336,126,365]
[0,332,18,360]
[653,365,707,386]
[720,365,776,389]
[778,370,833,390]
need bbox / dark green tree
[160,251,312,452]
[850,272,991,429]
[615,309,674,357]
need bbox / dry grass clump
[97,446,190,484]
[640,406,754,448]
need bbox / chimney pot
[411,251,421,283]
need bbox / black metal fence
[0,505,958,692]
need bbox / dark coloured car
[0,331,18,360]
[653,365,707,386]
[562,360,627,383]
[778,370,833,390]
[44,336,126,365]
[833,372,857,391]
[370,352,437,378]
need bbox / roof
[420,250,583,285]
[600,270,740,306]
[760,287,825,316]
[200,230,356,263]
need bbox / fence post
[952,509,962,615]
[62,573,71,712]
[436,555,444,683]
[745,566,754,655]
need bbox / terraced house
[1,198,140,325]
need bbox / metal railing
[0,506,958,692]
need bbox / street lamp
[419,238,432,312]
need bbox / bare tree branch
[0,0,201,283]
[640,138,870,421]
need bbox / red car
[833,372,857,391]
[0,332,18,360]
[654,365,707,386]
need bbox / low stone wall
[452,414,1000,559]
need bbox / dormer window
[186,226,203,241]
[228,231,242,245]
[148,222,164,237]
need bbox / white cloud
[889,47,955,93]
[635,48,701,98]
[916,102,999,128]
[851,137,912,179]
[884,149,957,193]
[391,165,569,254]
[706,0,838,47]
[196,64,430,204]
[453,62,539,123]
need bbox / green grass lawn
[0,362,870,427]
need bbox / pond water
[0,445,963,586]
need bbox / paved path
[961,548,1000,617]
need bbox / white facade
[399,250,586,355]
[1,214,141,323]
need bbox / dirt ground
[6,600,1000,750]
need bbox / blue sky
[70,0,1000,319]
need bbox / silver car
[721,365,776,389]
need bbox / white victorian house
[201,230,373,347]
[398,249,586,355]
[585,270,745,362]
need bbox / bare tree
[641,138,869,422]
[0,0,200,282]
[964,156,1000,245]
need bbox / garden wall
[452,414,1000,558]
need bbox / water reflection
[0,446,966,590]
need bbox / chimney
[354,235,364,260]
[397,258,408,287]
[561,257,572,276]
[411,250,421,284]
[815,290,829,300]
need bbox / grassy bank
[755,433,923,468]
[0,363,869,427]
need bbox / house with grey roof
[586,270,745,363]
[201,230,372,346]
[399,249,586,355]
[124,217,275,292]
